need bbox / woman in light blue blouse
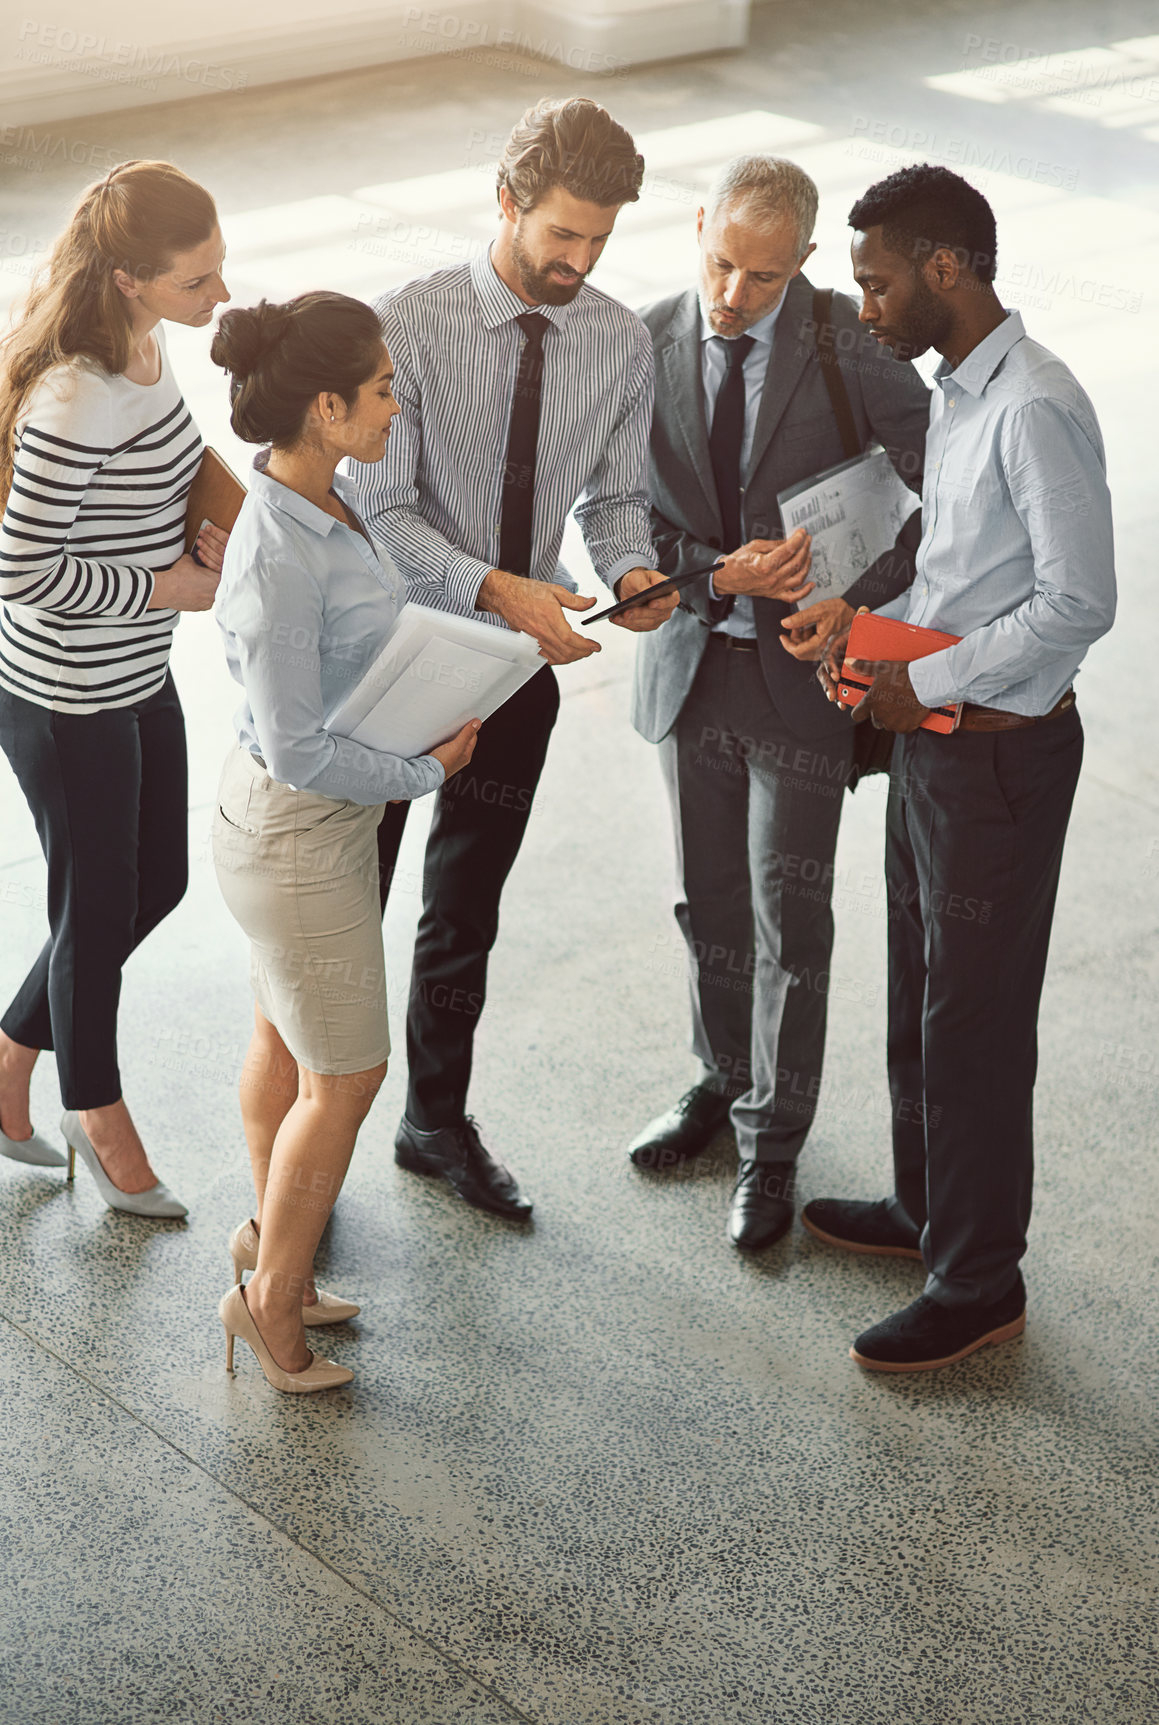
[210,293,478,1395]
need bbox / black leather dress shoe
[851,1273,1026,1373]
[802,1197,923,1261]
[628,1084,732,1170]
[394,1116,532,1221]
[727,1159,796,1250]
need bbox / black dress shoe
[394,1116,532,1221]
[628,1084,732,1170]
[727,1159,796,1250]
[851,1273,1026,1373]
[802,1197,923,1261]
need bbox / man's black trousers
[375,665,559,1129]
[885,705,1083,1306]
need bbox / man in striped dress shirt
[348,97,676,1220]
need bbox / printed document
[778,448,919,594]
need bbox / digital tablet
[580,562,723,626]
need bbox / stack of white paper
[778,448,920,594]
[326,602,543,758]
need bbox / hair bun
[210,301,292,381]
[211,291,383,448]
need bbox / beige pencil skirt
[211,746,389,1075]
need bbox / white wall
[0,0,750,127]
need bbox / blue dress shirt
[887,312,1116,714]
[216,454,444,805]
[701,297,784,639]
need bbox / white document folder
[326,602,543,757]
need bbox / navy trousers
[0,674,188,1109]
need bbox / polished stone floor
[1,3,1157,1721]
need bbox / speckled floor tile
[2,2,1158,1721]
[0,1322,529,1725]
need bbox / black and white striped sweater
[0,326,202,712]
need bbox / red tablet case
[837,612,963,735]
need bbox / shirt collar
[249,448,359,537]
[937,309,1025,398]
[698,293,785,350]
[470,245,574,333]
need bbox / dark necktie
[498,311,550,578]
[708,333,755,553]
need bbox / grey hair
[703,155,819,253]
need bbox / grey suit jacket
[630,275,931,744]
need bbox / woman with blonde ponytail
[0,160,229,1217]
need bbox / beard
[511,228,590,306]
[884,273,954,362]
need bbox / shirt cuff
[602,552,655,595]
[444,551,497,615]
[909,652,956,709]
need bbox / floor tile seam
[0,1306,540,1725]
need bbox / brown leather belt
[956,690,1075,733]
[711,633,760,652]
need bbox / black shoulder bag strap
[811,289,892,791]
[812,287,862,462]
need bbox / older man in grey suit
[628,155,929,1250]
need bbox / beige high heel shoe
[218,1285,353,1393]
[228,1218,360,1325]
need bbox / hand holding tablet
[580,562,724,625]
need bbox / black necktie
[708,334,755,553]
[498,311,550,578]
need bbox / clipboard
[185,448,247,558]
[580,561,722,625]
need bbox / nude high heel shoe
[1,1124,67,1168]
[61,1111,187,1218]
[228,1218,360,1325]
[218,1285,353,1393]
